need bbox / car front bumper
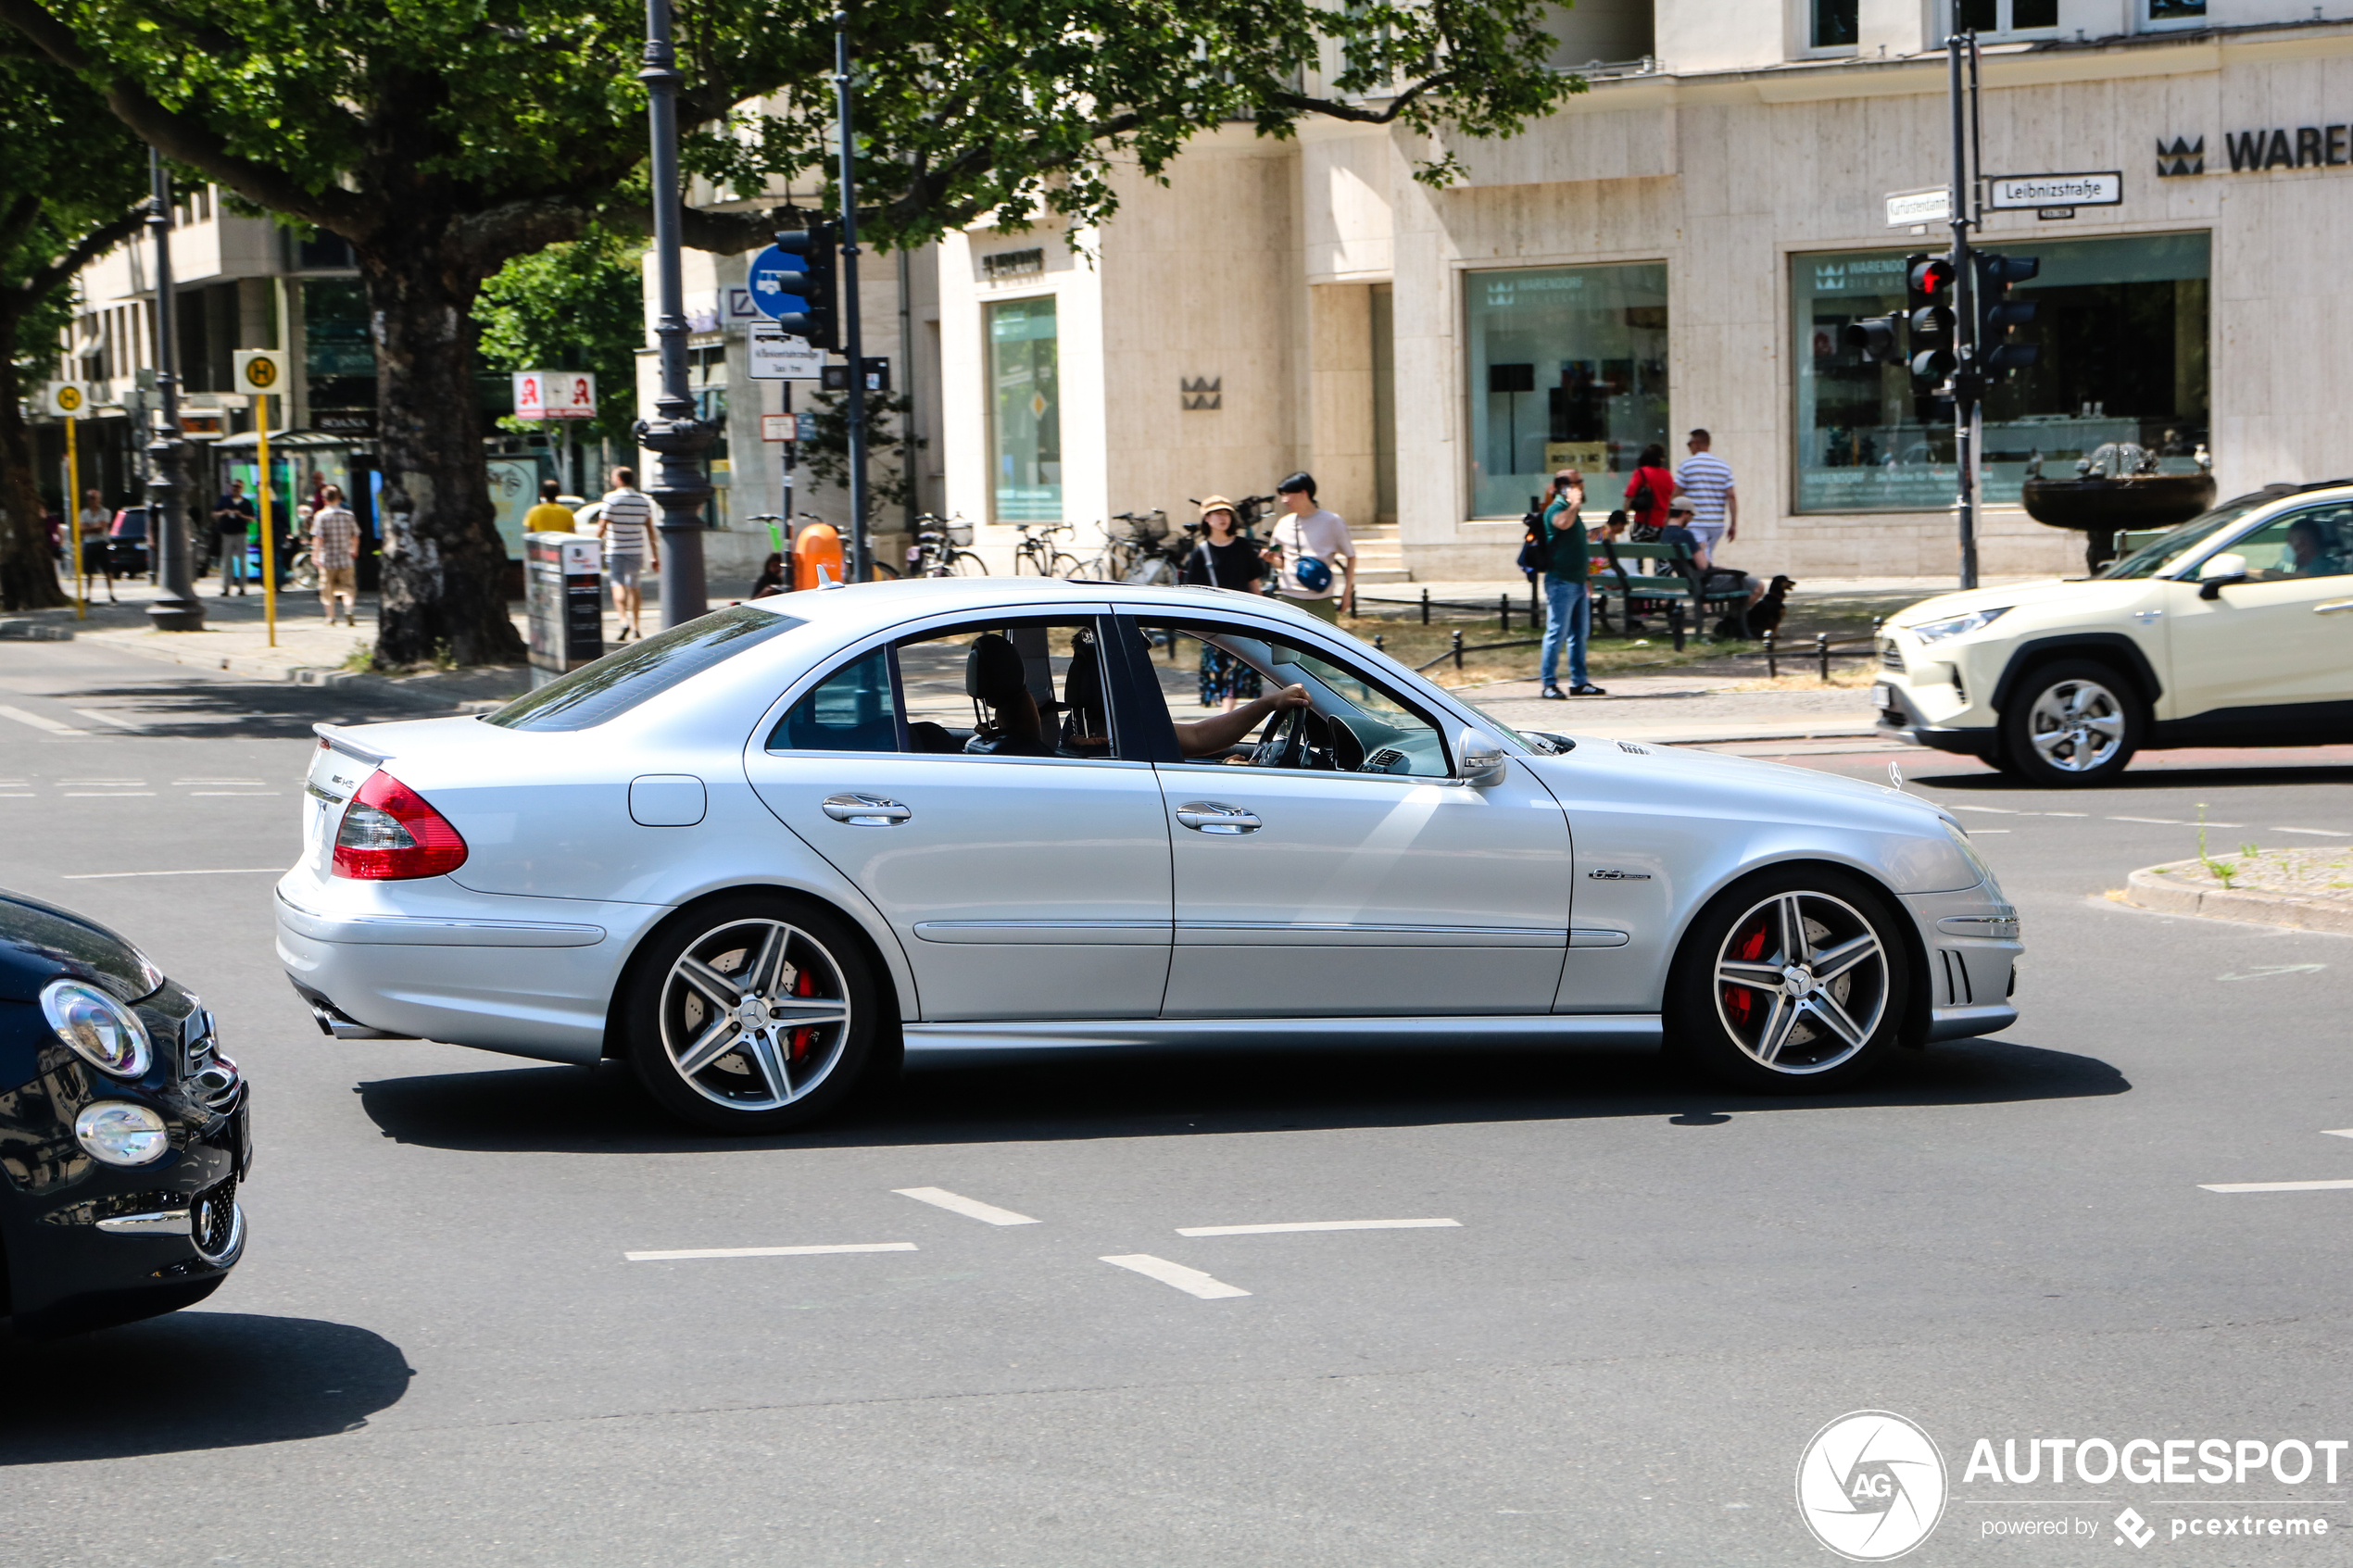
[1901,882,2024,1043]
[5,1087,249,1337]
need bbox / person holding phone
[1537,470,1606,698]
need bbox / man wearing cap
[1536,469,1605,698]
[1264,471,1355,622]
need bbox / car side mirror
[1455,727,1508,785]
[2197,553,2250,600]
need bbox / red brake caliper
[790,968,817,1060]
[1724,920,1767,1025]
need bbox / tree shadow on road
[36,682,467,740]
[0,1312,413,1463]
[352,1034,2128,1155]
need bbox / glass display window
[1464,263,1668,520]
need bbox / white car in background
[277,579,2020,1132]
[1876,482,2353,785]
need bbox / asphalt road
[5,640,2352,1566]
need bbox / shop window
[1792,232,2209,515]
[987,297,1062,522]
[1463,263,1668,520]
[1954,0,2057,34]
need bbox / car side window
[768,646,900,751]
[1134,619,1451,777]
[2238,507,2353,580]
[767,617,1130,759]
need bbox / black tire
[1666,866,1912,1094]
[1996,657,2141,787]
[622,893,881,1133]
[950,550,988,576]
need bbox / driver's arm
[1173,684,1309,759]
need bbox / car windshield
[483,605,804,731]
[2098,492,2287,580]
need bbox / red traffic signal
[1907,256,1957,301]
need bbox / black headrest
[1063,629,1103,713]
[965,633,1028,707]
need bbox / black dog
[1716,574,1795,639]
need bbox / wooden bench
[1592,539,1755,648]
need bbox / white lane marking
[892,1186,1041,1225]
[2110,816,2183,825]
[191,791,283,797]
[2218,964,2326,982]
[2201,1180,2353,1193]
[0,706,83,735]
[70,709,145,731]
[624,1242,918,1261]
[59,778,144,784]
[61,867,285,880]
[61,791,154,797]
[2322,1130,2353,1140]
[1099,1254,1252,1298]
[2044,811,2089,817]
[0,794,31,798]
[173,779,266,785]
[2275,826,2352,837]
[1176,1218,1463,1236]
[1950,805,2020,814]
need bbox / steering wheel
[1248,705,1340,770]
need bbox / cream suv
[1875,482,2353,786]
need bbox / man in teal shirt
[1538,470,1605,697]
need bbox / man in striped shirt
[1676,429,1738,553]
[308,483,361,626]
[597,466,660,642]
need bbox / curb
[2122,859,2353,937]
[77,631,364,686]
[0,619,74,641]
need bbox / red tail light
[333,770,468,880]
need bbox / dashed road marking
[0,706,82,735]
[191,791,283,797]
[2111,816,2183,825]
[2199,1180,2353,1194]
[70,709,145,731]
[62,791,153,797]
[624,1242,918,1261]
[892,1186,1041,1226]
[1176,1218,1462,1236]
[2322,1130,2353,1140]
[2274,826,2352,837]
[1099,1254,1252,1299]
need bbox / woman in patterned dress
[1179,496,1267,710]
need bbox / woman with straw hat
[1180,495,1267,710]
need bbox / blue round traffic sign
[747,245,805,321]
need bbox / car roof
[742,576,1333,640]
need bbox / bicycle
[910,513,988,577]
[1011,521,1081,577]
[1091,509,1186,585]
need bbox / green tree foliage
[799,389,922,527]
[473,232,645,450]
[0,0,1577,648]
[0,45,146,611]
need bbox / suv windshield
[2099,492,2288,580]
[484,605,804,731]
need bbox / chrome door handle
[822,793,911,826]
[1176,801,1262,834]
[2316,599,2353,615]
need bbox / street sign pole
[638,0,716,629]
[835,7,871,584]
[256,392,277,646]
[1947,31,1981,592]
[58,392,82,620]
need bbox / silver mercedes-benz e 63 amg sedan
[276,578,2020,1132]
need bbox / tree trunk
[0,302,69,612]
[360,238,525,667]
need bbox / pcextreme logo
[1796,1411,1949,1562]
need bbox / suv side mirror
[1455,727,1508,785]
[2197,551,2250,600]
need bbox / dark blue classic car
[0,888,249,1336]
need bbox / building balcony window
[1950,0,2059,38]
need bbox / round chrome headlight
[40,979,153,1078]
[74,1101,170,1166]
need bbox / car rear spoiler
[312,721,392,766]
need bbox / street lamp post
[638,0,713,629]
[834,8,871,583]
[145,148,203,631]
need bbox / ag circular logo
[1795,1411,1947,1562]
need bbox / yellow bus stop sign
[233,349,287,395]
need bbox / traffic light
[1974,253,2040,377]
[770,222,839,350]
[1904,252,1958,424]
[1841,313,1904,365]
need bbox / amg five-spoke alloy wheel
[1667,868,1909,1092]
[624,895,880,1132]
